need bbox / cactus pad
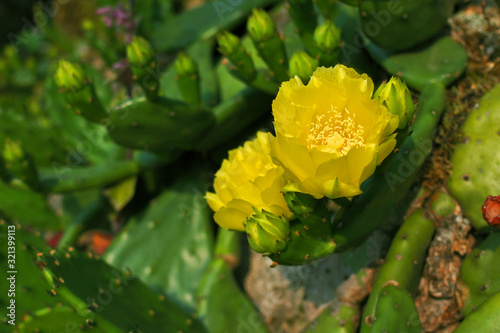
[458,232,500,316]
[448,83,500,232]
[39,247,207,332]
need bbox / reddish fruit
[482,195,500,227]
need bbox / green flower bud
[374,77,415,129]
[3,138,39,190]
[283,191,318,216]
[127,36,155,68]
[54,60,86,91]
[247,8,276,42]
[216,31,241,56]
[174,52,197,76]
[289,51,318,83]
[3,139,23,163]
[314,20,341,52]
[246,210,290,255]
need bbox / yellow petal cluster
[205,132,293,231]
[268,65,399,199]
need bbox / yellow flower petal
[206,132,292,231]
[270,65,399,199]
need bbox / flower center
[307,105,365,154]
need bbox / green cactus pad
[360,209,435,332]
[104,177,214,309]
[0,183,61,229]
[0,224,64,324]
[458,232,500,316]
[365,36,467,92]
[359,0,453,52]
[268,220,336,265]
[150,0,281,52]
[448,83,500,232]
[193,87,273,151]
[197,229,270,333]
[454,291,500,333]
[19,306,107,333]
[39,247,207,332]
[39,151,176,193]
[303,304,358,333]
[368,285,422,333]
[107,96,215,153]
[430,190,457,218]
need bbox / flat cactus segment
[39,160,140,193]
[0,183,61,229]
[150,0,281,52]
[302,304,358,333]
[41,248,207,333]
[0,224,64,325]
[107,96,215,153]
[359,0,454,52]
[193,87,274,151]
[360,209,435,333]
[448,83,500,232]
[19,306,107,333]
[38,151,176,193]
[454,292,500,333]
[365,36,467,92]
[333,83,445,250]
[368,285,422,333]
[197,229,270,333]
[268,220,336,265]
[458,232,500,316]
[104,176,214,309]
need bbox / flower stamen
[307,105,365,154]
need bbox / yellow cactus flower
[269,65,399,199]
[205,132,292,231]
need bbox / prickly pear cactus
[448,83,500,232]
[457,232,500,316]
[359,0,454,52]
[33,247,207,333]
[368,284,422,333]
[4,0,500,332]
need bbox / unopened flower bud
[174,52,197,76]
[127,36,155,68]
[246,210,290,254]
[247,8,276,42]
[314,20,341,52]
[374,77,415,129]
[54,60,86,91]
[289,51,318,83]
[217,31,241,56]
[3,139,23,163]
[3,138,39,190]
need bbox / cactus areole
[482,195,500,227]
